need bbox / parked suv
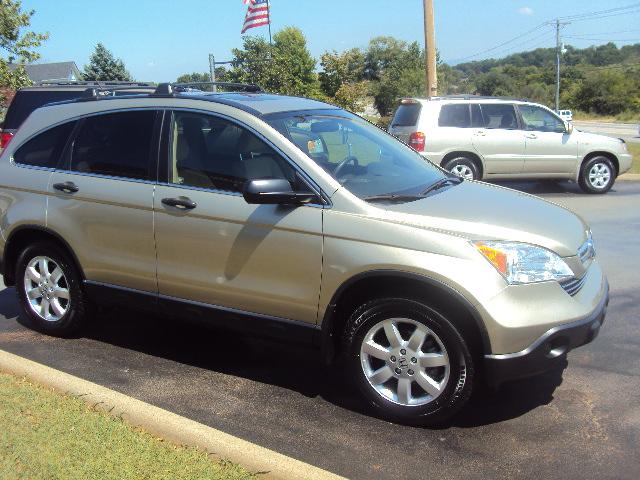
[0,81,155,149]
[388,97,632,194]
[0,84,609,425]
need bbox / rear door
[47,109,160,293]
[388,100,422,145]
[518,104,578,174]
[471,103,525,175]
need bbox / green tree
[319,48,366,98]
[365,37,425,116]
[0,0,49,94]
[229,26,320,97]
[83,43,132,81]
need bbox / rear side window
[4,90,85,130]
[438,104,470,128]
[479,104,518,130]
[13,122,76,168]
[70,111,157,180]
[391,103,422,127]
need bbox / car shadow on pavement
[0,288,564,429]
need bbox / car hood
[374,181,588,257]
[574,129,623,146]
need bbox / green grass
[0,372,254,480]
[572,110,640,123]
[627,143,640,174]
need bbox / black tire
[343,298,474,426]
[578,156,616,194]
[15,241,89,337]
[442,155,481,180]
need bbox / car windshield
[265,110,446,199]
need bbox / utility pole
[209,54,217,92]
[423,0,437,97]
[554,19,569,112]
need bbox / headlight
[472,241,573,285]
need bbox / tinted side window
[438,104,470,128]
[70,111,157,180]
[519,105,565,133]
[391,103,421,127]
[169,112,300,193]
[13,122,76,168]
[479,104,518,129]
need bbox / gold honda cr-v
[0,83,609,425]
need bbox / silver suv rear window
[391,103,421,127]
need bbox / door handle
[52,182,79,193]
[162,197,197,210]
[525,133,538,139]
[475,130,486,136]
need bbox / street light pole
[423,0,437,97]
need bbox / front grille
[560,275,587,296]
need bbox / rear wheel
[443,156,480,181]
[15,242,88,336]
[579,156,615,194]
[343,298,474,426]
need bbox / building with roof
[9,61,82,83]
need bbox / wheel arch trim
[319,269,492,362]
[2,224,86,286]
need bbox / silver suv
[0,84,609,425]
[388,96,632,194]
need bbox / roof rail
[427,94,530,102]
[79,85,158,101]
[36,80,156,87]
[153,82,263,96]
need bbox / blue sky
[21,0,640,81]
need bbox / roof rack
[154,82,263,96]
[79,85,158,101]
[37,80,156,87]
[428,95,530,102]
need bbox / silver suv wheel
[450,164,475,180]
[23,255,70,322]
[588,162,612,189]
[360,317,450,407]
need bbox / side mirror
[243,179,317,205]
[565,121,574,134]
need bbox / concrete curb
[618,173,640,181]
[0,349,345,480]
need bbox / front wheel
[579,156,615,194]
[343,298,474,426]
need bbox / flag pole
[267,0,273,55]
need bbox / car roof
[174,91,338,116]
[400,96,532,106]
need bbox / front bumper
[483,280,609,387]
[618,152,633,176]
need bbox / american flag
[241,0,270,34]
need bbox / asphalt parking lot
[1,180,639,480]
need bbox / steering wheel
[333,156,359,179]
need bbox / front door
[471,103,525,175]
[153,110,323,325]
[518,104,578,174]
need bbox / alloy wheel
[360,317,450,407]
[23,256,70,322]
[450,164,475,180]
[588,163,611,189]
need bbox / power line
[557,2,640,20]
[565,36,640,42]
[567,8,640,23]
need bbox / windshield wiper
[421,177,463,196]
[364,194,425,203]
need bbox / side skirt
[83,280,319,344]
